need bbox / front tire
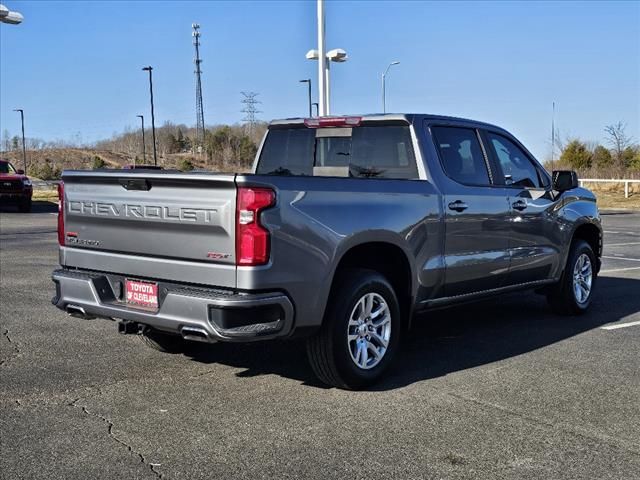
[306,269,401,390]
[547,239,597,315]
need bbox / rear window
[256,125,418,179]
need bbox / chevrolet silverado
[51,114,602,389]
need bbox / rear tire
[139,328,186,354]
[547,239,596,315]
[306,269,401,390]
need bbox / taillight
[304,116,362,128]
[57,181,65,246]
[236,187,275,266]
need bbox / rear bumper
[51,268,295,343]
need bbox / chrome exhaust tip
[66,304,95,320]
[180,326,213,343]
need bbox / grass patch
[32,190,58,201]
[594,190,640,210]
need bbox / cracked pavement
[1,202,639,479]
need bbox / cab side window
[487,132,543,188]
[431,127,491,186]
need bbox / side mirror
[17,169,25,174]
[552,170,579,192]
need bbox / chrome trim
[410,123,428,181]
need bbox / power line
[192,23,205,150]
[240,91,261,136]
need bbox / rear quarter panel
[236,174,442,330]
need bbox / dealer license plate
[125,279,158,310]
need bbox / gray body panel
[53,114,602,340]
[61,171,237,288]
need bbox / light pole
[299,79,312,117]
[382,61,400,114]
[316,0,327,116]
[142,66,158,166]
[0,4,23,24]
[136,115,146,166]
[306,48,348,116]
[312,102,319,117]
[12,109,26,174]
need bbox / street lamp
[312,102,319,117]
[142,66,158,166]
[136,115,146,166]
[382,61,400,114]
[306,48,348,116]
[299,79,312,117]
[0,3,23,24]
[12,109,26,174]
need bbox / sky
[1,0,639,161]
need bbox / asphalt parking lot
[1,201,639,480]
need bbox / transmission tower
[192,23,205,150]
[240,91,261,136]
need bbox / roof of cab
[269,113,504,131]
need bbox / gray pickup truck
[52,114,602,389]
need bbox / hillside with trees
[1,122,267,179]
[1,120,638,181]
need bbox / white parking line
[602,255,640,262]
[604,230,640,236]
[600,266,640,274]
[605,242,640,247]
[601,320,640,331]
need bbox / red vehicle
[0,160,33,212]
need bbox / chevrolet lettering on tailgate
[68,201,219,224]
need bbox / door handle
[448,200,468,212]
[512,199,528,211]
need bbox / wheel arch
[323,237,416,330]
[572,221,603,272]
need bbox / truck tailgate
[60,170,237,287]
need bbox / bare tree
[604,122,633,167]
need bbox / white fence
[579,179,640,199]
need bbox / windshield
[0,162,17,175]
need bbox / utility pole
[241,92,261,137]
[136,115,146,165]
[299,79,312,117]
[551,101,555,171]
[12,109,26,174]
[142,66,158,166]
[317,0,327,116]
[192,23,205,151]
